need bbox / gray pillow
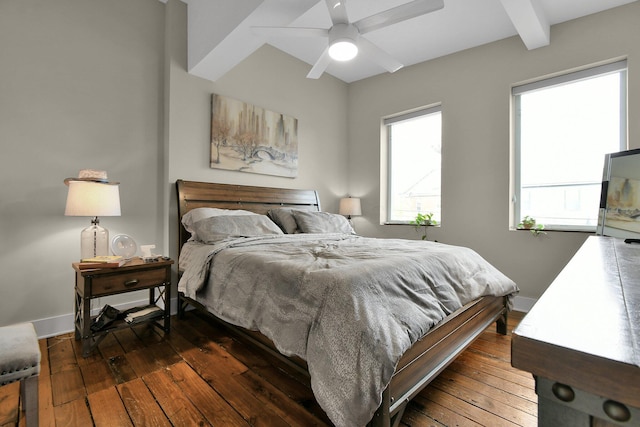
[182,207,257,241]
[267,208,301,234]
[193,215,283,243]
[292,210,355,234]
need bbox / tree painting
[211,118,231,164]
[210,94,298,178]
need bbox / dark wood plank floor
[0,311,535,427]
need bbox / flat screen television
[597,148,640,239]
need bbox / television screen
[597,148,640,239]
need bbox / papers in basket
[123,305,163,324]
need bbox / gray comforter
[178,234,518,426]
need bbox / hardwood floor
[0,311,535,427]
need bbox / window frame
[512,60,628,232]
[383,104,442,225]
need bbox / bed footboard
[368,295,509,427]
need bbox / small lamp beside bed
[339,196,361,226]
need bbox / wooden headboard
[176,180,322,249]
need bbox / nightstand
[73,257,173,357]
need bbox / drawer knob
[603,400,631,422]
[124,279,139,287]
[551,382,575,402]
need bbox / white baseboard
[32,298,180,339]
[32,295,537,339]
[512,295,536,313]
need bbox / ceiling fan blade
[324,0,349,25]
[358,37,403,73]
[252,26,328,38]
[355,0,444,34]
[307,48,332,79]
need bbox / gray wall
[0,0,166,333]
[347,1,640,301]
[0,0,637,333]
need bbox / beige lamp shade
[65,181,121,217]
[65,180,121,259]
[339,197,362,218]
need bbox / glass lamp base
[80,224,109,259]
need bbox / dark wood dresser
[512,236,640,426]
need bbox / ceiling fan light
[329,40,358,61]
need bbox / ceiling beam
[499,0,550,50]
[187,0,264,80]
[187,0,318,82]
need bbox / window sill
[511,227,595,234]
[384,222,440,228]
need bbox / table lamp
[65,170,121,259]
[339,196,362,224]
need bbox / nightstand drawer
[91,268,167,296]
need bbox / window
[513,60,627,231]
[384,106,442,223]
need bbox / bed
[175,179,518,427]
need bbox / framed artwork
[603,176,640,234]
[210,94,298,178]
[597,148,640,238]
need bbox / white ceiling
[183,0,637,83]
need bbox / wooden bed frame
[175,179,509,427]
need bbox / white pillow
[292,210,355,234]
[193,215,283,243]
[182,207,257,241]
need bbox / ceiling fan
[253,0,445,79]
